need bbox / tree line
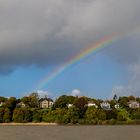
[0,93,140,124]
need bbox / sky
[0,0,140,99]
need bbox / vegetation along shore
[0,93,140,125]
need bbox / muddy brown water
[0,125,139,140]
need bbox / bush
[63,115,70,124]
[23,108,32,122]
[3,108,11,123]
[102,120,109,125]
[32,110,41,122]
[126,120,136,125]
[109,119,116,125]
[13,108,24,122]
[134,110,140,120]
[98,120,103,125]
[97,110,106,121]
[0,108,5,123]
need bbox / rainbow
[36,34,118,89]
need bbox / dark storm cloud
[0,0,140,74]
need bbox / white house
[114,103,120,109]
[67,104,73,108]
[0,102,5,107]
[128,101,140,109]
[39,98,53,108]
[87,101,98,108]
[16,102,26,108]
[100,102,111,110]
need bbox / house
[114,103,120,109]
[100,102,111,110]
[39,98,53,108]
[128,101,140,109]
[87,101,98,108]
[16,102,26,108]
[67,104,73,108]
[0,101,5,107]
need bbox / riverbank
[0,122,58,126]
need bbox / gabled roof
[39,98,53,102]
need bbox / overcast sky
[0,0,140,98]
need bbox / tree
[21,93,39,108]
[32,109,41,122]
[134,109,140,120]
[0,108,5,122]
[23,108,32,122]
[0,97,7,102]
[118,96,129,108]
[117,109,129,121]
[73,97,88,118]
[5,97,17,111]
[21,96,30,107]
[66,107,80,124]
[97,109,106,121]
[109,100,116,109]
[85,106,97,120]
[105,110,117,120]
[53,95,69,109]
[3,108,11,123]
[113,94,117,101]
[29,93,39,108]
[13,108,24,122]
[136,97,140,103]
[74,97,88,110]
[128,96,135,101]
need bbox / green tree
[21,96,30,107]
[117,109,130,121]
[23,108,32,122]
[32,109,41,122]
[13,108,24,122]
[105,110,117,120]
[53,95,69,109]
[0,108,5,122]
[5,97,17,111]
[66,106,80,124]
[134,109,140,120]
[97,109,106,121]
[74,97,88,109]
[3,108,11,123]
[0,97,7,103]
[85,106,97,120]
[21,93,39,108]
[113,94,117,101]
[118,96,129,108]
[128,96,135,101]
[29,93,39,108]
[73,97,88,118]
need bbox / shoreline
[0,123,58,126]
[0,122,140,126]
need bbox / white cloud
[71,89,81,96]
[112,61,140,97]
[36,90,52,98]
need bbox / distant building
[16,102,26,108]
[39,98,53,108]
[67,104,73,108]
[128,101,140,109]
[100,102,111,110]
[87,101,98,108]
[0,101,5,107]
[114,103,120,109]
